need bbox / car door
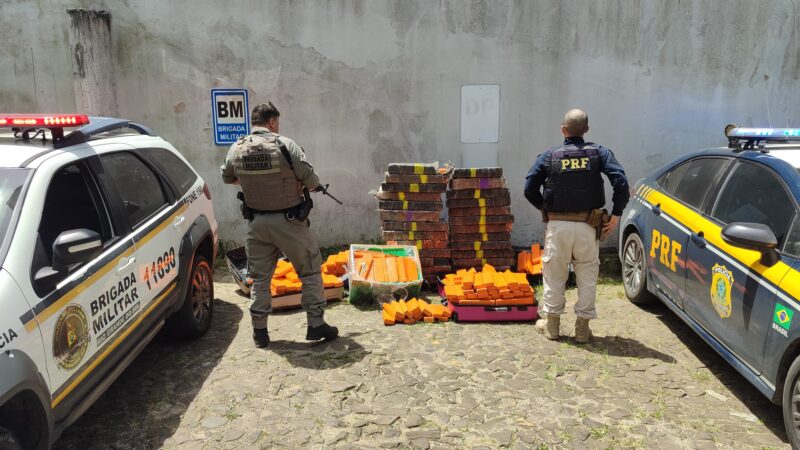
[646,157,733,308]
[685,161,796,372]
[18,157,137,419]
[96,151,184,324]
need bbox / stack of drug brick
[376,163,451,285]
[447,168,515,270]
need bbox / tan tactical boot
[536,314,561,340]
[575,317,592,343]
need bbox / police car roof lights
[0,114,90,128]
[0,113,91,143]
[727,127,800,151]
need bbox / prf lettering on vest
[561,157,590,171]
[650,229,682,272]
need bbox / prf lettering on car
[561,157,590,171]
[650,229,682,272]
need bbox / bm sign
[211,88,250,145]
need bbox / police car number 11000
[143,247,176,290]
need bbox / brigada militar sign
[211,88,250,146]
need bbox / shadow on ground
[574,335,677,363]
[54,298,242,449]
[638,300,788,443]
[269,333,370,370]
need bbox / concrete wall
[2,0,798,248]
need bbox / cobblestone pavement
[56,270,789,449]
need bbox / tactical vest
[542,142,605,212]
[231,132,303,211]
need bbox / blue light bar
[728,127,800,141]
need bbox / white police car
[620,127,800,445]
[0,114,218,449]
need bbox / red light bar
[0,114,90,128]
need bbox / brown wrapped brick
[452,258,515,270]
[378,200,443,211]
[451,249,515,259]
[449,241,513,251]
[452,167,503,178]
[450,232,511,242]
[448,206,511,217]
[449,223,513,233]
[449,214,514,225]
[446,188,509,200]
[422,265,452,274]
[376,190,443,202]
[419,248,451,258]
[389,239,449,249]
[449,177,506,190]
[418,257,434,267]
[381,182,447,193]
[379,210,440,222]
[387,162,440,175]
[381,230,448,241]
[384,172,449,184]
[381,221,448,232]
[446,196,510,209]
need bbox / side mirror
[35,229,103,291]
[721,222,780,267]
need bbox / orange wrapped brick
[383,309,396,325]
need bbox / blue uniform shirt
[524,137,630,216]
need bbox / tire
[167,255,214,339]
[621,232,654,305]
[783,356,800,448]
[0,427,23,450]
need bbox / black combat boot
[253,328,270,348]
[306,322,339,341]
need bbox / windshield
[0,169,30,263]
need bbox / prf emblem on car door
[710,264,734,319]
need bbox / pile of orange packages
[382,298,451,325]
[269,251,347,296]
[441,264,535,306]
[516,243,543,276]
[352,250,420,283]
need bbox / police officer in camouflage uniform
[221,102,338,348]
[524,109,629,343]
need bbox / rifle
[315,184,343,205]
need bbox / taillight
[0,114,90,128]
[203,182,211,200]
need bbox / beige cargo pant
[246,212,326,329]
[542,220,600,319]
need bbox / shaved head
[562,109,589,137]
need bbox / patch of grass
[556,429,573,442]
[689,368,713,383]
[224,409,242,420]
[590,425,609,439]
[536,444,551,450]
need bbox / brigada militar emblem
[53,304,91,371]
[710,264,734,318]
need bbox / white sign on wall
[460,85,500,144]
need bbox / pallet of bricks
[376,162,452,286]
[447,167,515,271]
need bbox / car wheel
[167,255,214,339]
[0,427,23,450]
[622,232,654,304]
[783,356,800,447]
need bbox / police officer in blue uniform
[524,109,630,342]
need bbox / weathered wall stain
[1,0,797,247]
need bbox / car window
[784,215,800,257]
[657,158,730,210]
[0,169,29,248]
[100,152,169,227]
[712,162,796,247]
[33,162,113,290]
[140,147,198,195]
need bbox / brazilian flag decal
[774,304,794,331]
